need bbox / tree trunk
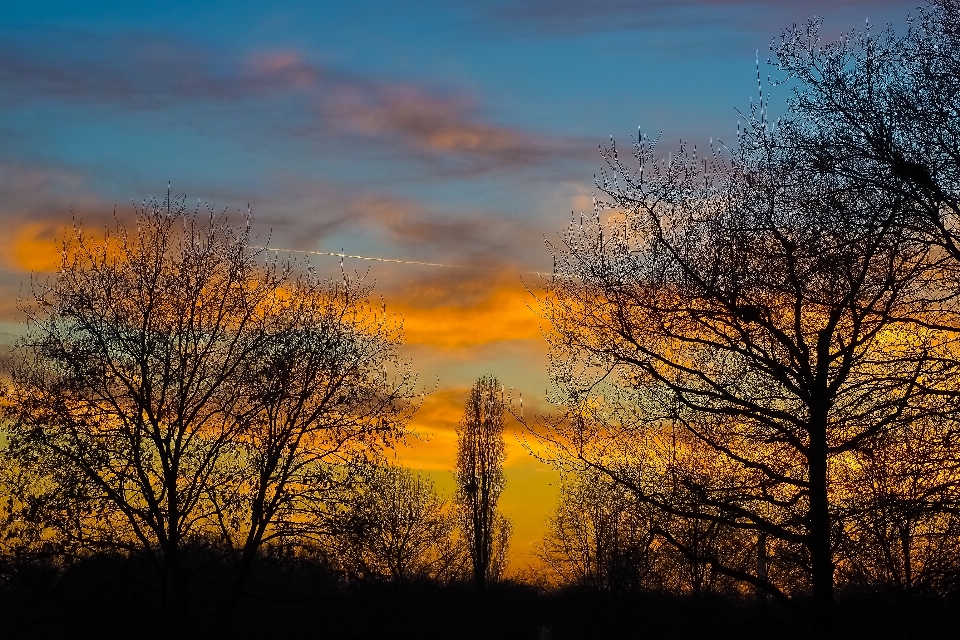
[808,410,834,636]
[756,532,768,602]
[219,546,258,640]
[901,523,912,590]
[473,518,487,589]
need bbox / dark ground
[1,557,957,640]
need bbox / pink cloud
[246,51,321,89]
[325,84,546,164]
[0,35,589,172]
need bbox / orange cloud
[398,385,548,469]
[394,278,542,349]
[398,388,466,472]
[4,222,63,273]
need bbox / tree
[0,447,67,582]
[773,1,960,267]
[208,253,418,621]
[4,195,277,635]
[537,468,655,592]
[455,375,512,588]
[531,101,959,631]
[833,413,960,593]
[538,462,752,594]
[333,463,466,584]
[769,0,960,595]
[536,418,767,597]
[2,192,418,636]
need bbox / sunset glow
[0,0,922,577]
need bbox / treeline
[537,464,960,597]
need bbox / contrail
[259,246,466,269]
[254,246,550,276]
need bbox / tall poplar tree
[455,375,511,588]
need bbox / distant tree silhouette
[537,440,760,596]
[1,192,418,637]
[0,448,66,578]
[455,375,512,588]
[537,468,655,592]
[833,413,960,593]
[333,463,466,584]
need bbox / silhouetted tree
[1,192,418,636]
[537,468,655,592]
[209,259,419,626]
[334,463,466,584]
[536,429,759,596]
[833,413,960,593]
[3,195,279,635]
[455,375,511,588]
[769,0,960,596]
[773,1,960,268]
[0,448,67,580]
[530,87,960,631]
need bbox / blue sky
[0,0,920,566]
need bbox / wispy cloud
[394,276,542,349]
[485,0,914,35]
[324,83,552,167]
[0,36,238,107]
[0,33,588,173]
[0,162,115,319]
[0,159,554,330]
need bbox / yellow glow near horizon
[396,387,560,571]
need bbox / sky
[0,0,920,569]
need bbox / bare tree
[4,195,280,635]
[525,3,960,626]
[455,375,511,588]
[208,263,419,623]
[765,0,960,596]
[1,192,419,636]
[0,447,68,581]
[833,413,960,593]
[773,1,960,266]
[537,468,655,592]
[334,463,466,584]
[530,103,960,631]
[536,425,759,596]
